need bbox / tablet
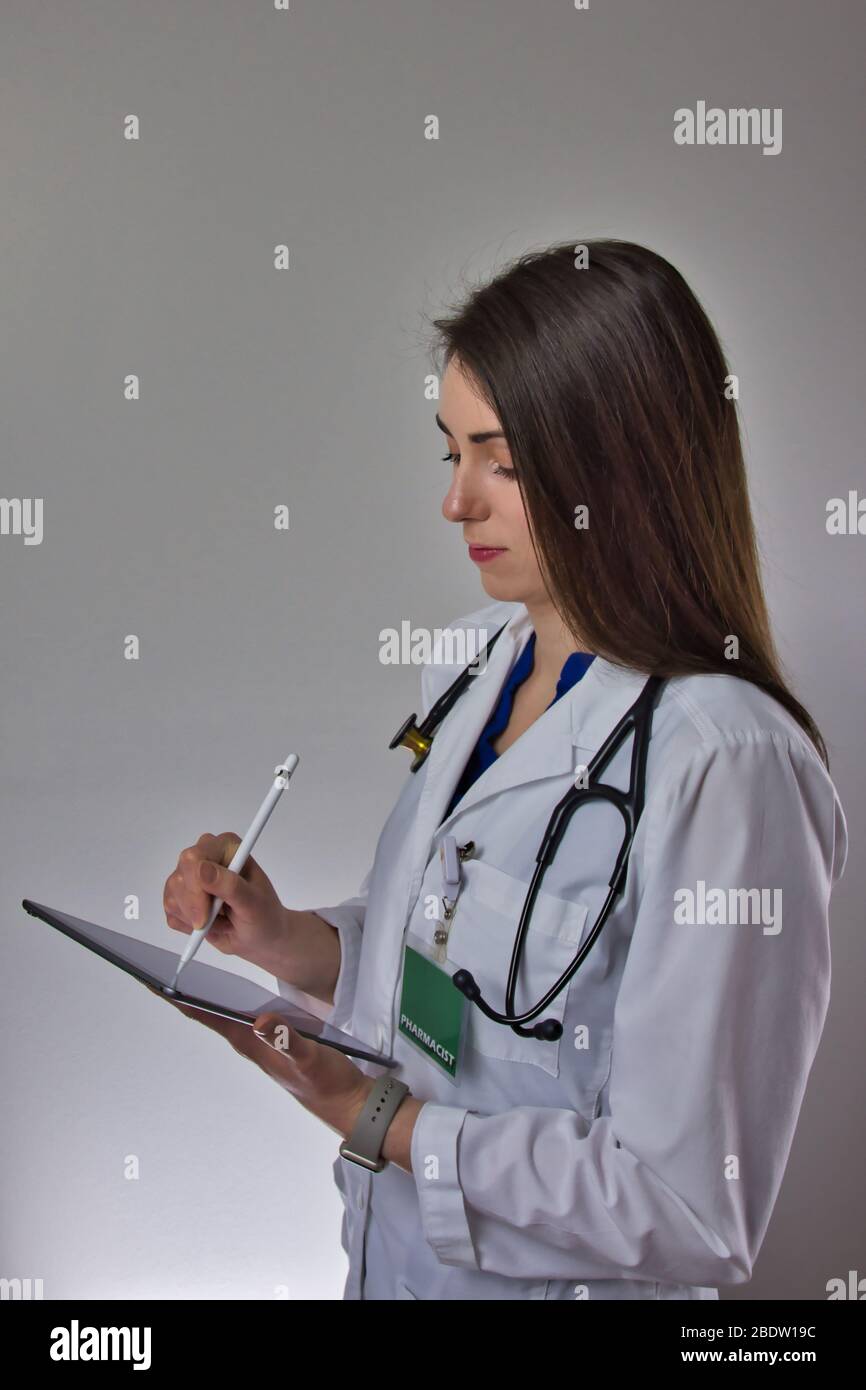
[21,899,395,1068]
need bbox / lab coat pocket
[445,858,589,1079]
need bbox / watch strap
[339,1074,411,1172]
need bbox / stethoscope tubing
[391,625,666,1041]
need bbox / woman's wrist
[380,1092,424,1174]
[344,1076,424,1175]
[245,906,342,1008]
[239,904,300,980]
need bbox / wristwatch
[339,1074,411,1172]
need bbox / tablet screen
[21,898,394,1066]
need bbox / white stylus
[166,752,300,994]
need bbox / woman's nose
[442,474,486,524]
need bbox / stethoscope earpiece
[534,1017,563,1043]
[451,968,479,1002]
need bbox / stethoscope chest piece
[389,624,508,774]
[388,713,433,771]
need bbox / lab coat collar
[409,603,652,870]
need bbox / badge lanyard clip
[432,836,474,964]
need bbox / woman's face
[438,357,547,606]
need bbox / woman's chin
[478,570,522,603]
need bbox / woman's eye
[440,452,516,481]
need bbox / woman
[161,239,848,1300]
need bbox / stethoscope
[390,623,666,1042]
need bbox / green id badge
[398,932,467,1083]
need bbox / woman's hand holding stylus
[162,831,341,1004]
[163,831,287,959]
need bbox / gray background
[1,0,863,1300]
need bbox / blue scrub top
[445,633,596,819]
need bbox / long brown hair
[424,238,828,768]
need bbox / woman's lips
[468,545,507,564]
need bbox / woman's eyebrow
[435,412,506,444]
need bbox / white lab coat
[278,599,848,1300]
